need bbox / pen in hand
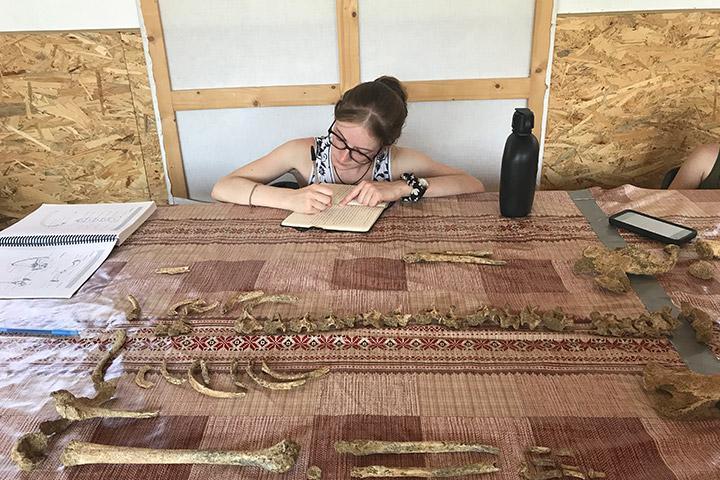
[311,146,317,185]
[309,144,334,211]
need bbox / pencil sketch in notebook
[0,243,115,299]
[11,256,50,271]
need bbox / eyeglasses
[327,121,379,165]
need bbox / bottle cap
[512,108,534,135]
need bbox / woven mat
[1,188,718,479]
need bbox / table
[1,186,718,479]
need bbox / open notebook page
[281,184,387,232]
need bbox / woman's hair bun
[374,76,408,107]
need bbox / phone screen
[613,211,691,239]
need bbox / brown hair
[334,76,408,146]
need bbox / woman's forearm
[211,176,290,209]
[424,174,485,197]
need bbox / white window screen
[159,0,340,89]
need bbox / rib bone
[160,360,186,385]
[187,360,246,398]
[261,361,330,381]
[90,330,127,388]
[245,365,306,390]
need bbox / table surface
[0,185,718,480]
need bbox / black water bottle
[499,108,539,217]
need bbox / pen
[0,327,80,337]
[311,145,317,184]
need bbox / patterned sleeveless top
[308,135,392,184]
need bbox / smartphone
[608,209,697,245]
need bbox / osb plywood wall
[0,31,167,228]
[542,11,720,190]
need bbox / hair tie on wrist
[401,172,428,202]
[248,183,259,207]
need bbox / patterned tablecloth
[0,186,718,479]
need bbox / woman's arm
[211,138,333,213]
[669,144,719,189]
[339,147,484,206]
[392,146,485,197]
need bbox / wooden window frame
[140,0,554,198]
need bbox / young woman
[669,143,720,189]
[211,76,485,213]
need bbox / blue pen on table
[0,327,79,337]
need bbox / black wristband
[401,172,428,202]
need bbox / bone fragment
[11,432,48,472]
[403,252,506,265]
[688,260,714,280]
[287,314,316,333]
[134,365,155,389]
[643,362,720,419]
[187,360,246,399]
[155,265,190,275]
[61,439,301,473]
[307,465,322,479]
[696,238,720,260]
[594,267,630,294]
[199,359,211,386]
[678,302,714,344]
[527,446,552,454]
[350,463,499,478]
[235,309,264,334]
[434,250,494,257]
[222,290,265,314]
[245,365,306,390]
[90,329,127,388]
[155,318,192,337]
[590,308,678,338]
[160,360,186,385]
[335,440,499,456]
[51,389,159,421]
[126,295,141,321]
[583,244,679,276]
[261,362,330,382]
[168,298,219,317]
[250,294,300,308]
[167,298,201,316]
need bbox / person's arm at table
[340,147,485,206]
[211,138,334,214]
[669,144,719,189]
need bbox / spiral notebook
[0,202,155,298]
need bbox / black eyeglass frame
[327,120,383,165]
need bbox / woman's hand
[285,184,334,214]
[339,180,410,207]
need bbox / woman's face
[330,121,382,169]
